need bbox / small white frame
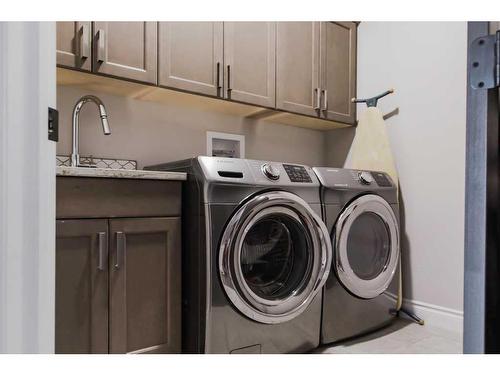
[206,131,245,159]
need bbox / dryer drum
[219,191,332,324]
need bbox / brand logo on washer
[216,159,235,164]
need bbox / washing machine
[313,167,400,345]
[147,157,332,353]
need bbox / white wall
[0,22,56,353]
[326,22,467,331]
[56,86,326,168]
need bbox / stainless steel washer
[147,157,331,353]
[313,167,400,345]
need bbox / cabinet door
[223,22,276,107]
[109,217,181,354]
[320,22,357,124]
[276,22,321,117]
[93,22,157,84]
[158,22,223,97]
[56,21,91,70]
[55,219,108,354]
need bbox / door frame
[464,21,500,353]
[0,22,56,353]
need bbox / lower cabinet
[108,217,181,354]
[56,217,181,354]
[55,219,109,354]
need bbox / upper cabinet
[57,21,357,127]
[93,22,157,84]
[320,22,357,123]
[276,22,321,117]
[223,22,276,108]
[57,22,92,71]
[277,21,357,122]
[158,22,223,97]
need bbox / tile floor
[315,318,463,354]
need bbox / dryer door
[333,194,399,299]
[219,191,332,324]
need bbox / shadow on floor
[312,317,412,353]
[314,317,462,354]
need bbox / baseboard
[386,292,463,335]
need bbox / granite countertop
[56,166,186,181]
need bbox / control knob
[358,171,374,185]
[262,163,280,181]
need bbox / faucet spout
[71,95,111,167]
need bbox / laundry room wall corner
[325,22,467,335]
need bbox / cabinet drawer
[56,177,181,219]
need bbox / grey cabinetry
[158,22,223,97]
[276,21,357,124]
[55,219,108,354]
[320,22,357,123]
[109,217,181,354]
[55,177,182,354]
[223,22,276,107]
[93,22,157,84]
[276,22,321,117]
[57,21,92,70]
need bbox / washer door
[333,194,399,299]
[219,191,332,324]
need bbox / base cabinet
[109,218,181,354]
[56,217,181,354]
[55,219,108,354]
[55,177,182,354]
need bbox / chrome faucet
[70,95,111,167]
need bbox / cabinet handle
[313,88,321,110]
[115,231,126,269]
[97,232,107,271]
[216,62,222,91]
[96,29,106,63]
[322,89,328,111]
[79,24,90,60]
[227,65,231,95]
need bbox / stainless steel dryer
[313,167,400,345]
[147,157,332,353]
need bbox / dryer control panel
[315,167,395,190]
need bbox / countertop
[56,166,187,181]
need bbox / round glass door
[333,194,399,299]
[219,191,332,324]
[240,215,311,300]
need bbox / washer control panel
[283,164,313,183]
[197,157,319,186]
